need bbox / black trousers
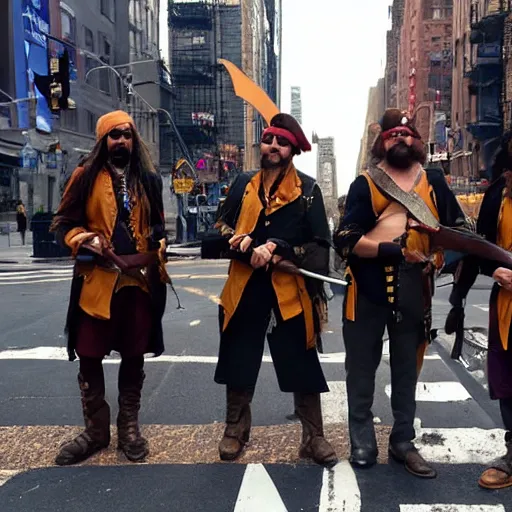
[343,265,425,445]
[215,271,329,393]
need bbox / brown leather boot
[294,392,338,467]
[389,442,437,479]
[219,389,253,461]
[55,370,110,466]
[117,362,149,462]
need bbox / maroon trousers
[75,287,152,359]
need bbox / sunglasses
[389,130,412,139]
[108,129,133,140]
[261,134,291,147]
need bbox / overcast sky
[280,0,392,194]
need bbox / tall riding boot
[219,388,254,461]
[55,363,110,466]
[294,392,338,468]
[117,357,149,462]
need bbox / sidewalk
[0,231,73,268]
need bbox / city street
[0,259,511,511]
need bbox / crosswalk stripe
[0,346,443,365]
[0,346,347,364]
[0,277,72,285]
[0,269,73,278]
[0,272,73,281]
[400,506,505,512]
[319,461,361,512]
[322,381,348,424]
[0,470,20,487]
[234,464,288,512]
[385,382,472,402]
[416,427,504,463]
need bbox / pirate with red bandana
[202,113,338,467]
[335,109,465,478]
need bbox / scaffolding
[169,0,246,185]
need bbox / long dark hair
[75,129,161,213]
[491,131,512,183]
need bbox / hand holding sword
[224,228,347,286]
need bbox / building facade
[0,0,160,223]
[396,0,453,148]
[313,134,338,221]
[356,78,385,176]
[168,0,281,183]
[290,86,302,124]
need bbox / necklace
[118,173,131,212]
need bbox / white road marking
[400,506,505,512]
[0,346,348,365]
[0,470,20,487]
[322,381,347,424]
[0,269,73,278]
[234,463,287,512]
[385,382,472,402]
[473,304,490,312]
[415,427,505,464]
[189,320,201,326]
[0,277,72,285]
[319,461,361,512]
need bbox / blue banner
[22,0,50,49]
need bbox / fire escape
[466,0,511,153]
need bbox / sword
[272,259,348,286]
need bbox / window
[83,27,95,77]
[102,38,112,64]
[85,111,97,134]
[130,29,136,54]
[101,0,115,22]
[61,109,78,132]
[60,5,76,43]
[99,35,112,94]
[84,27,94,51]
[432,36,441,43]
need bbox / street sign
[173,178,195,194]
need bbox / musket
[411,223,512,270]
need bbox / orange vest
[344,170,441,321]
[219,164,317,348]
[496,192,512,349]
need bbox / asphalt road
[0,261,511,511]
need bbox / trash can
[30,212,71,258]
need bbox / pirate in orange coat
[51,111,167,466]
[203,113,337,467]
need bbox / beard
[385,140,425,170]
[261,150,292,170]
[109,146,131,168]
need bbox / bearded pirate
[202,113,337,467]
[335,109,465,478]
[50,111,167,465]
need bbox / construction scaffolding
[168,0,281,241]
[168,0,246,185]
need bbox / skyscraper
[290,86,302,124]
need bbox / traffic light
[33,49,76,112]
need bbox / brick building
[397,0,453,146]
[385,0,405,109]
